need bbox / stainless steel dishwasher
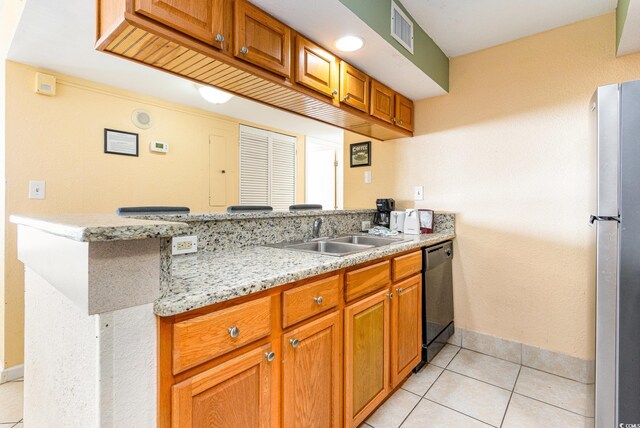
[415,241,454,371]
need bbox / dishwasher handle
[424,241,453,271]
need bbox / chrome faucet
[312,218,323,239]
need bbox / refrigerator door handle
[590,215,621,224]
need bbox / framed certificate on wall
[104,128,139,157]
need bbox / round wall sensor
[131,109,152,129]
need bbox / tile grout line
[511,392,594,419]
[422,396,500,428]
[397,393,426,428]
[444,367,515,392]
[499,365,522,428]
[519,364,594,385]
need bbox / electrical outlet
[29,180,45,199]
[414,186,424,201]
[172,236,198,255]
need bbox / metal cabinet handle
[387,292,394,299]
[265,351,275,363]
[314,296,324,305]
[392,117,397,123]
[240,46,249,55]
[344,94,350,101]
[289,338,300,348]
[228,326,240,338]
[215,33,224,43]
[396,288,403,295]
[332,90,338,96]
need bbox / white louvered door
[239,125,296,210]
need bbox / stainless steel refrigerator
[591,81,640,428]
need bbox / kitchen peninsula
[11,210,454,427]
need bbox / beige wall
[3,61,305,367]
[345,13,640,360]
[343,132,395,210]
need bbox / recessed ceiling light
[197,85,234,104]
[335,35,364,52]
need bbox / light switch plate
[364,170,372,184]
[29,180,45,199]
[414,186,424,201]
[172,236,198,255]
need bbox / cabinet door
[172,343,277,428]
[370,80,394,124]
[295,35,338,99]
[283,311,340,428]
[134,0,225,48]
[391,274,422,388]
[234,0,291,78]
[339,61,370,113]
[394,93,414,132]
[344,289,390,428]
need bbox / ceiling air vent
[390,1,414,54]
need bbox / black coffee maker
[373,198,395,227]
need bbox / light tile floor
[0,377,23,428]
[0,347,596,428]
[363,344,595,428]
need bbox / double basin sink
[281,235,407,257]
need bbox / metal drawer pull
[387,292,394,299]
[314,296,324,305]
[290,338,300,348]
[215,33,224,43]
[396,288,404,295]
[265,351,275,363]
[344,94,351,100]
[228,326,240,338]
[240,46,249,55]
[332,90,338,96]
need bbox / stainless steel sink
[329,235,403,247]
[285,241,373,256]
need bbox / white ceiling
[8,0,344,143]
[402,0,618,57]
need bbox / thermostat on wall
[150,141,169,153]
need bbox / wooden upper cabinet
[295,35,338,99]
[390,274,422,388]
[395,93,414,132]
[171,343,277,428]
[283,312,341,428]
[339,61,370,113]
[370,80,395,124]
[234,0,291,78]
[134,0,226,49]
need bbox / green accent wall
[339,0,449,92]
[617,0,631,50]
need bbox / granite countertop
[155,231,455,316]
[10,214,189,242]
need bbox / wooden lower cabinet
[344,289,391,428]
[171,343,277,428]
[390,274,423,388]
[282,311,341,428]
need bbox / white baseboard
[0,363,24,383]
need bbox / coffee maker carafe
[373,198,395,227]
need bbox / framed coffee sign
[350,141,371,167]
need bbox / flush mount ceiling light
[197,85,234,104]
[335,35,364,52]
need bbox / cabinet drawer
[392,251,422,282]
[345,260,390,302]
[173,296,272,374]
[283,275,339,328]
